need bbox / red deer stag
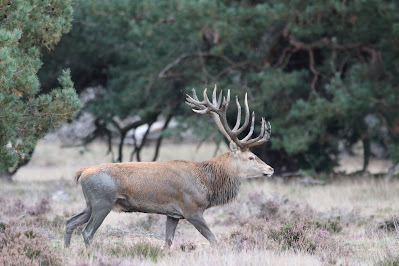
[65,86,273,248]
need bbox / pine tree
[0,0,81,179]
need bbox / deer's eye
[249,157,254,160]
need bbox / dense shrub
[0,220,62,265]
[0,0,81,176]
[226,191,347,257]
[267,220,332,253]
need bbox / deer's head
[186,85,274,179]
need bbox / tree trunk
[362,137,370,172]
[0,171,13,182]
[152,114,173,161]
[117,130,127,162]
[136,121,154,162]
[385,163,399,182]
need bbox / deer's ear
[229,141,238,152]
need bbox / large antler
[185,85,271,150]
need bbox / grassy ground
[1,140,399,265]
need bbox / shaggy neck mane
[200,153,241,207]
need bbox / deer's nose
[269,167,274,173]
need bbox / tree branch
[273,29,383,92]
[158,52,236,78]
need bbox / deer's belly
[112,197,184,219]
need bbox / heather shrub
[248,192,283,220]
[179,241,197,252]
[0,220,62,265]
[50,214,67,229]
[225,191,348,257]
[38,214,70,237]
[318,217,343,233]
[228,229,260,251]
[378,216,399,232]
[5,196,51,218]
[27,197,51,216]
[268,220,331,253]
[247,191,343,233]
[258,198,281,220]
[7,199,26,214]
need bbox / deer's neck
[200,152,241,207]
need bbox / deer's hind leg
[81,201,113,246]
[80,174,116,247]
[65,206,92,248]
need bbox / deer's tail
[74,167,89,185]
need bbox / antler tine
[245,118,266,146]
[232,96,241,131]
[217,90,222,108]
[219,89,230,114]
[192,88,199,101]
[186,88,208,113]
[203,88,214,109]
[263,121,272,141]
[212,84,222,107]
[186,96,205,110]
[242,111,255,141]
[234,93,250,135]
[246,118,272,147]
[185,95,199,106]
[222,89,230,105]
[186,102,197,108]
[192,107,210,114]
[186,89,202,105]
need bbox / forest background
[1,0,398,178]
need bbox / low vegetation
[1,142,398,265]
[1,178,398,265]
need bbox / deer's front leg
[186,212,217,244]
[165,216,179,246]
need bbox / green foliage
[0,0,81,173]
[40,0,398,171]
